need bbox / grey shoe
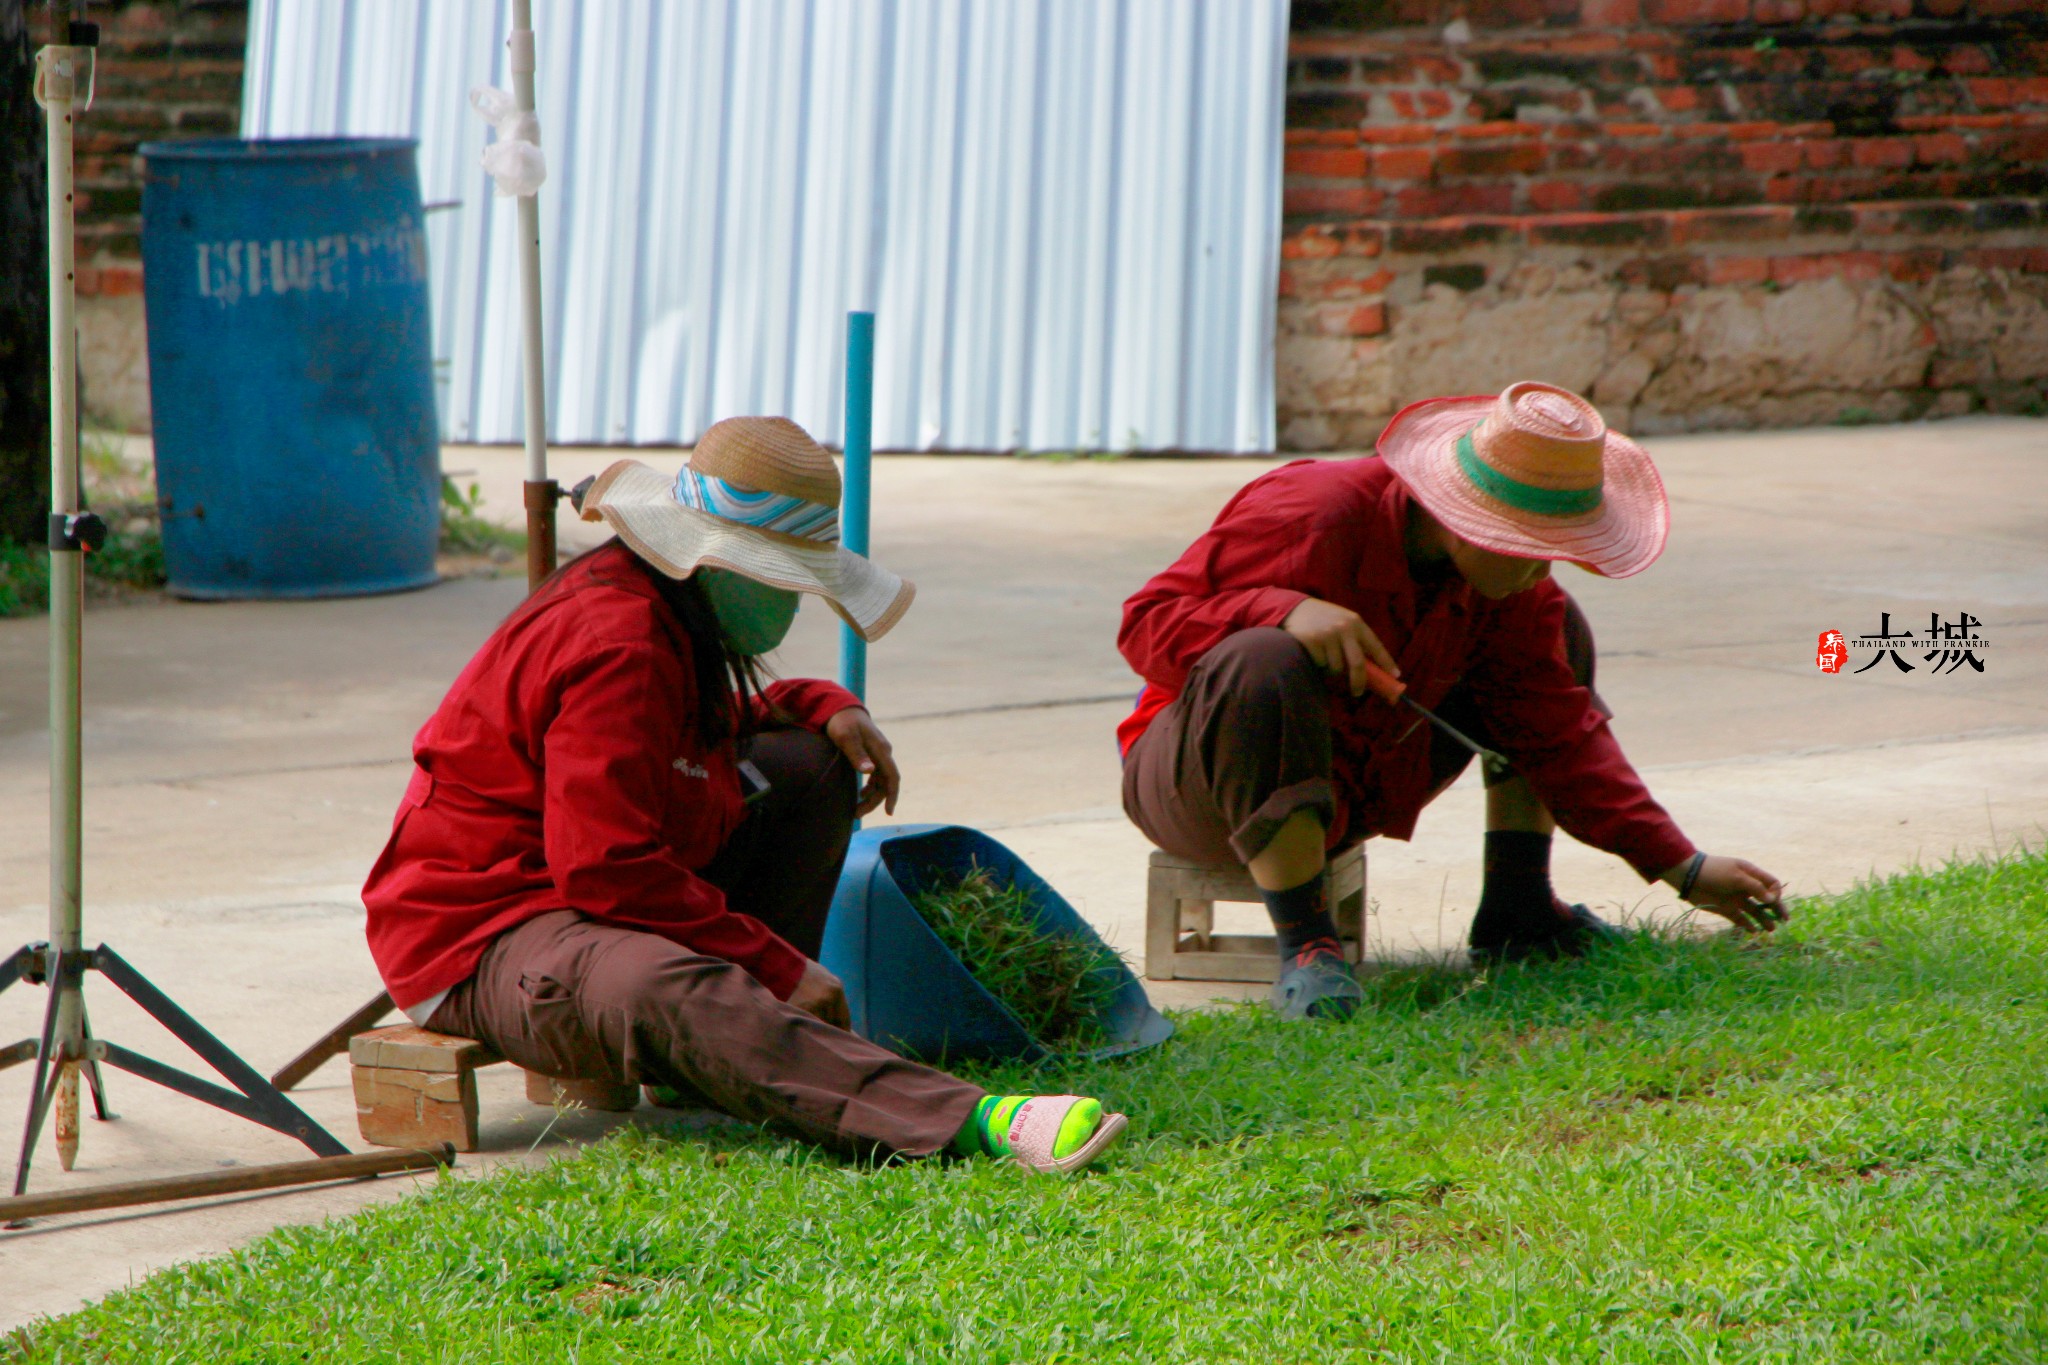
[1271,943,1364,1022]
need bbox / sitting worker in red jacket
[362,417,1125,1173]
[1117,381,1787,1022]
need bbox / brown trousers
[1123,597,1604,866]
[429,729,982,1158]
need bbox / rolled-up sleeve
[1117,478,1333,689]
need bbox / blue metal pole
[839,310,874,702]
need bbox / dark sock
[1261,876,1339,959]
[1470,830,1565,945]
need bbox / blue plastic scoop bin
[820,824,1174,1063]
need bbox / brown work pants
[1123,598,1603,866]
[429,729,982,1158]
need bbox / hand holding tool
[1360,661,1510,778]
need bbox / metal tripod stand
[1,14,348,1206]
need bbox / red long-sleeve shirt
[1117,457,1694,880]
[363,543,862,1012]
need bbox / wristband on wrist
[1677,851,1707,901]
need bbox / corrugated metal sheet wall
[242,0,1287,452]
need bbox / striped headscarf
[673,468,840,544]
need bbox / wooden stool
[351,1029,642,1151]
[350,1026,499,1152]
[1145,843,1367,983]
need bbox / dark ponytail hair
[514,535,786,745]
[646,563,785,744]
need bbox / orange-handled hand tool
[1360,661,1510,778]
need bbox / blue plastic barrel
[139,138,440,598]
[821,824,1174,1064]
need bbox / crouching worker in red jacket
[363,417,1125,1173]
[1118,382,1789,1023]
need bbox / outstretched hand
[1665,853,1789,934]
[824,706,900,817]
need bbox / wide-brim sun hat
[580,415,914,641]
[1375,380,1669,579]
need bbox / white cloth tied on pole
[469,85,545,197]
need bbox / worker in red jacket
[1118,382,1787,1022]
[363,417,1126,1173]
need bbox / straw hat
[580,416,914,641]
[1375,380,1668,578]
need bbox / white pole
[37,36,88,1173]
[507,0,555,588]
[273,0,558,1078]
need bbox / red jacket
[363,543,862,1011]
[1117,457,1694,880]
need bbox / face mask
[697,567,800,655]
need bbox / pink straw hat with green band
[1376,380,1669,579]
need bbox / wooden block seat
[350,1026,500,1152]
[350,1025,638,1152]
[1144,843,1368,984]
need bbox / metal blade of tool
[1359,661,1510,777]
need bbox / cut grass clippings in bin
[907,862,1126,1049]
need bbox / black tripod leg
[91,946,347,1158]
[10,955,65,1198]
[0,944,27,996]
[78,998,112,1121]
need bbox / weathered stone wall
[70,0,247,432]
[1281,202,2048,444]
[1279,0,2048,446]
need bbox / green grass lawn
[9,851,2045,1363]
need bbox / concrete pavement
[2,414,2043,1328]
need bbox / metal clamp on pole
[47,512,105,554]
[32,46,94,115]
[523,478,560,589]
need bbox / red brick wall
[51,0,2048,439]
[1278,0,2048,444]
[73,0,248,299]
[58,1,246,429]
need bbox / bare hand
[1282,597,1401,698]
[1663,853,1789,934]
[824,707,900,817]
[788,959,850,1029]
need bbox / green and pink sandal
[953,1094,1129,1174]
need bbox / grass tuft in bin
[907,862,1127,1049]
